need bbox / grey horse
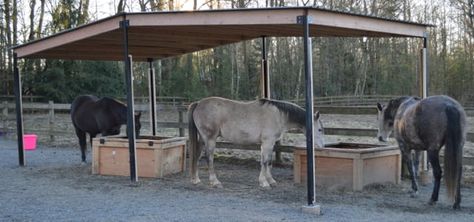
[377,95,466,209]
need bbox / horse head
[313,111,325,148]
[134,112,142,138]
[376,97,413,142]
[376,102,392,142]
[299,111,325,148]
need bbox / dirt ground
[1,139,474,221]
[1,112,474,221]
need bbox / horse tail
[444,105,463,202]
[188,102,200,181]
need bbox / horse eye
[388,121,394,127]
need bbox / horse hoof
[209,178,223,188]
[428,200,436,206]
[211,183,223,189]
[191,178,201,185]
[410,191,418,198]
[259,182,272,189]
[268,179,277,186]
[453,204,461,210]
[80,161,87,166]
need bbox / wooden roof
[13,7,431,61]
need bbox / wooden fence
[2,100,474,166]
[294,95,397,106]
[2,101,474,140]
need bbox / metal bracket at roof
[297,15,313,24]
[120,19,130,28]
[423,32,428,48]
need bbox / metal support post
[261,36,270,98]
[121,20,138,182]
[422,35,428,99]
[298,14,317,208]
[148,58,157,136]
[421,34,429,173]
[13,53,25,166]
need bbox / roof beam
[13,8,430,60]
[309,10,427,37]
[14,16,122,58]
[127,9,303,26]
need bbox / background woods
[1,0,474,104]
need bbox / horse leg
[259,141,276,188]
[401,147,419,197]
[74,128,87,163]
[89,134,97,150]
[427,149,441,205]
[205,139,222,188]
[413,150,420,177]
[190,139,204,185]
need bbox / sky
[88,0,428,20]
[91,0,208,19]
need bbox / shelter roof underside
[13,8,430,61]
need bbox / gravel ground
[2,112,474,221]
[1,138,474,222]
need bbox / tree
[3,0,12,95]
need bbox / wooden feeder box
[293,142,401,191]
[92,136,186,178]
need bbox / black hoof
[409,191,418,198]
[428,199,436,206]
[453,204,461,210]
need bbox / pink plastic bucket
[23,134,37,150]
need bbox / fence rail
[1,101,474,140]
[2,100,474,166]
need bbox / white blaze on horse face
[376,104,391,142]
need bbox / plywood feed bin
[293,142,401,191]
[92,136,186,178]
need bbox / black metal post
[299,14,316,206]
[421,33,429,172]
[13,53,25,166]
[261,36,270,98]
[121,19,137,182]
[422,33,428,99]
[148,58,157,136]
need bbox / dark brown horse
[71,95,141,162]
[377,95,466,209]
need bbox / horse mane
[384,96,420,121]
[259,98,306,126]
[101,97,126,106]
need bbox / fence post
[178,102,185,137]
[48,101,55,142]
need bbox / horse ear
[314,111,320,120]
[377,103,383,111]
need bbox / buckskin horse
[188,96,324,188]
